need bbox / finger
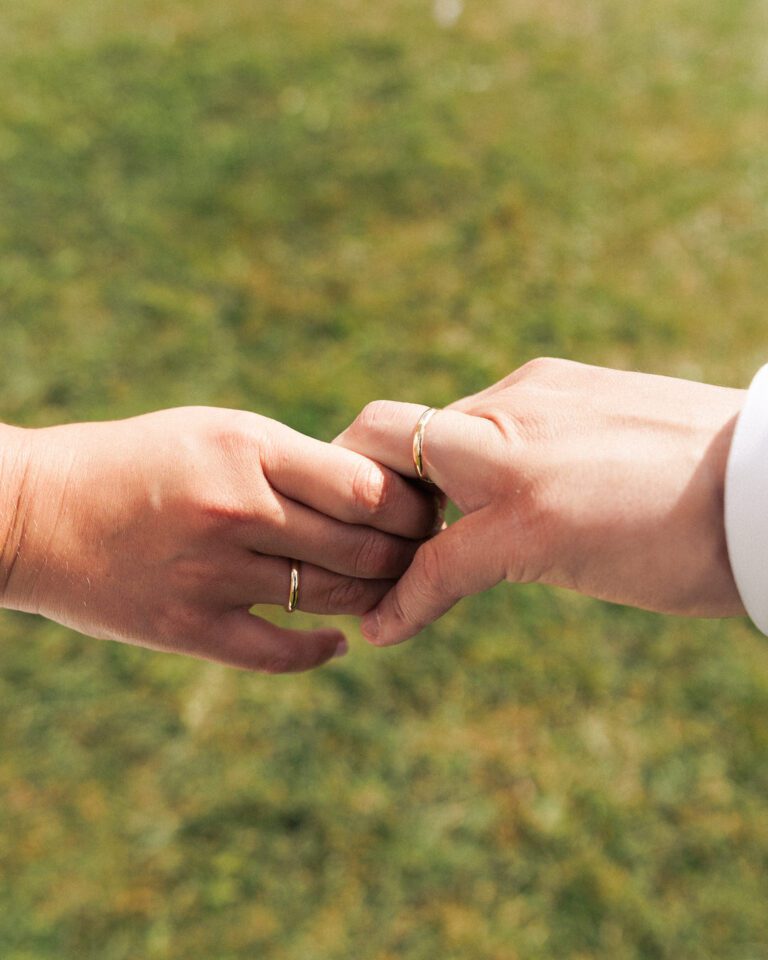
[263,424,435,539]
[214,553,396,615]
[208,609,348,673]
[360,508,506,647]
[334,401,502,501]
[243,492,422,579]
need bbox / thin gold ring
[286,560,301,613]
[412,407,439,484]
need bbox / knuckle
[327,577,369,614]
[389,589,417,631]
[389,573,434,633]
[205,414,268,473]
[356,399,397,436]
[511,356,583,389]
[513,356,561,383]
[412,539,449,603]
[353,531,394,578]
[383,542,446,634]
[261,428,292,479]
[350,460,393,518]
[525,355,561,373]
[212,431,253,471]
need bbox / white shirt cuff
[724,362,768,634]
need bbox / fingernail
[333,638,349,659]
[362,610,381,643]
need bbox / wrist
[0,423,35,608]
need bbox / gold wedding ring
[412,407,439,484]
[286,560,301,613]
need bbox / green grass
[2,1,768,957]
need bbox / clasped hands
[0,359,748,673]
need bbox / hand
[335,358,747,646]
[0,406,435,671]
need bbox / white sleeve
[724,363,768,633]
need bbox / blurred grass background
[2,0,768,957]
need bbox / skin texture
[335,358,748,647]
[0,406,435,672]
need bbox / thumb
[361,507,505,646]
